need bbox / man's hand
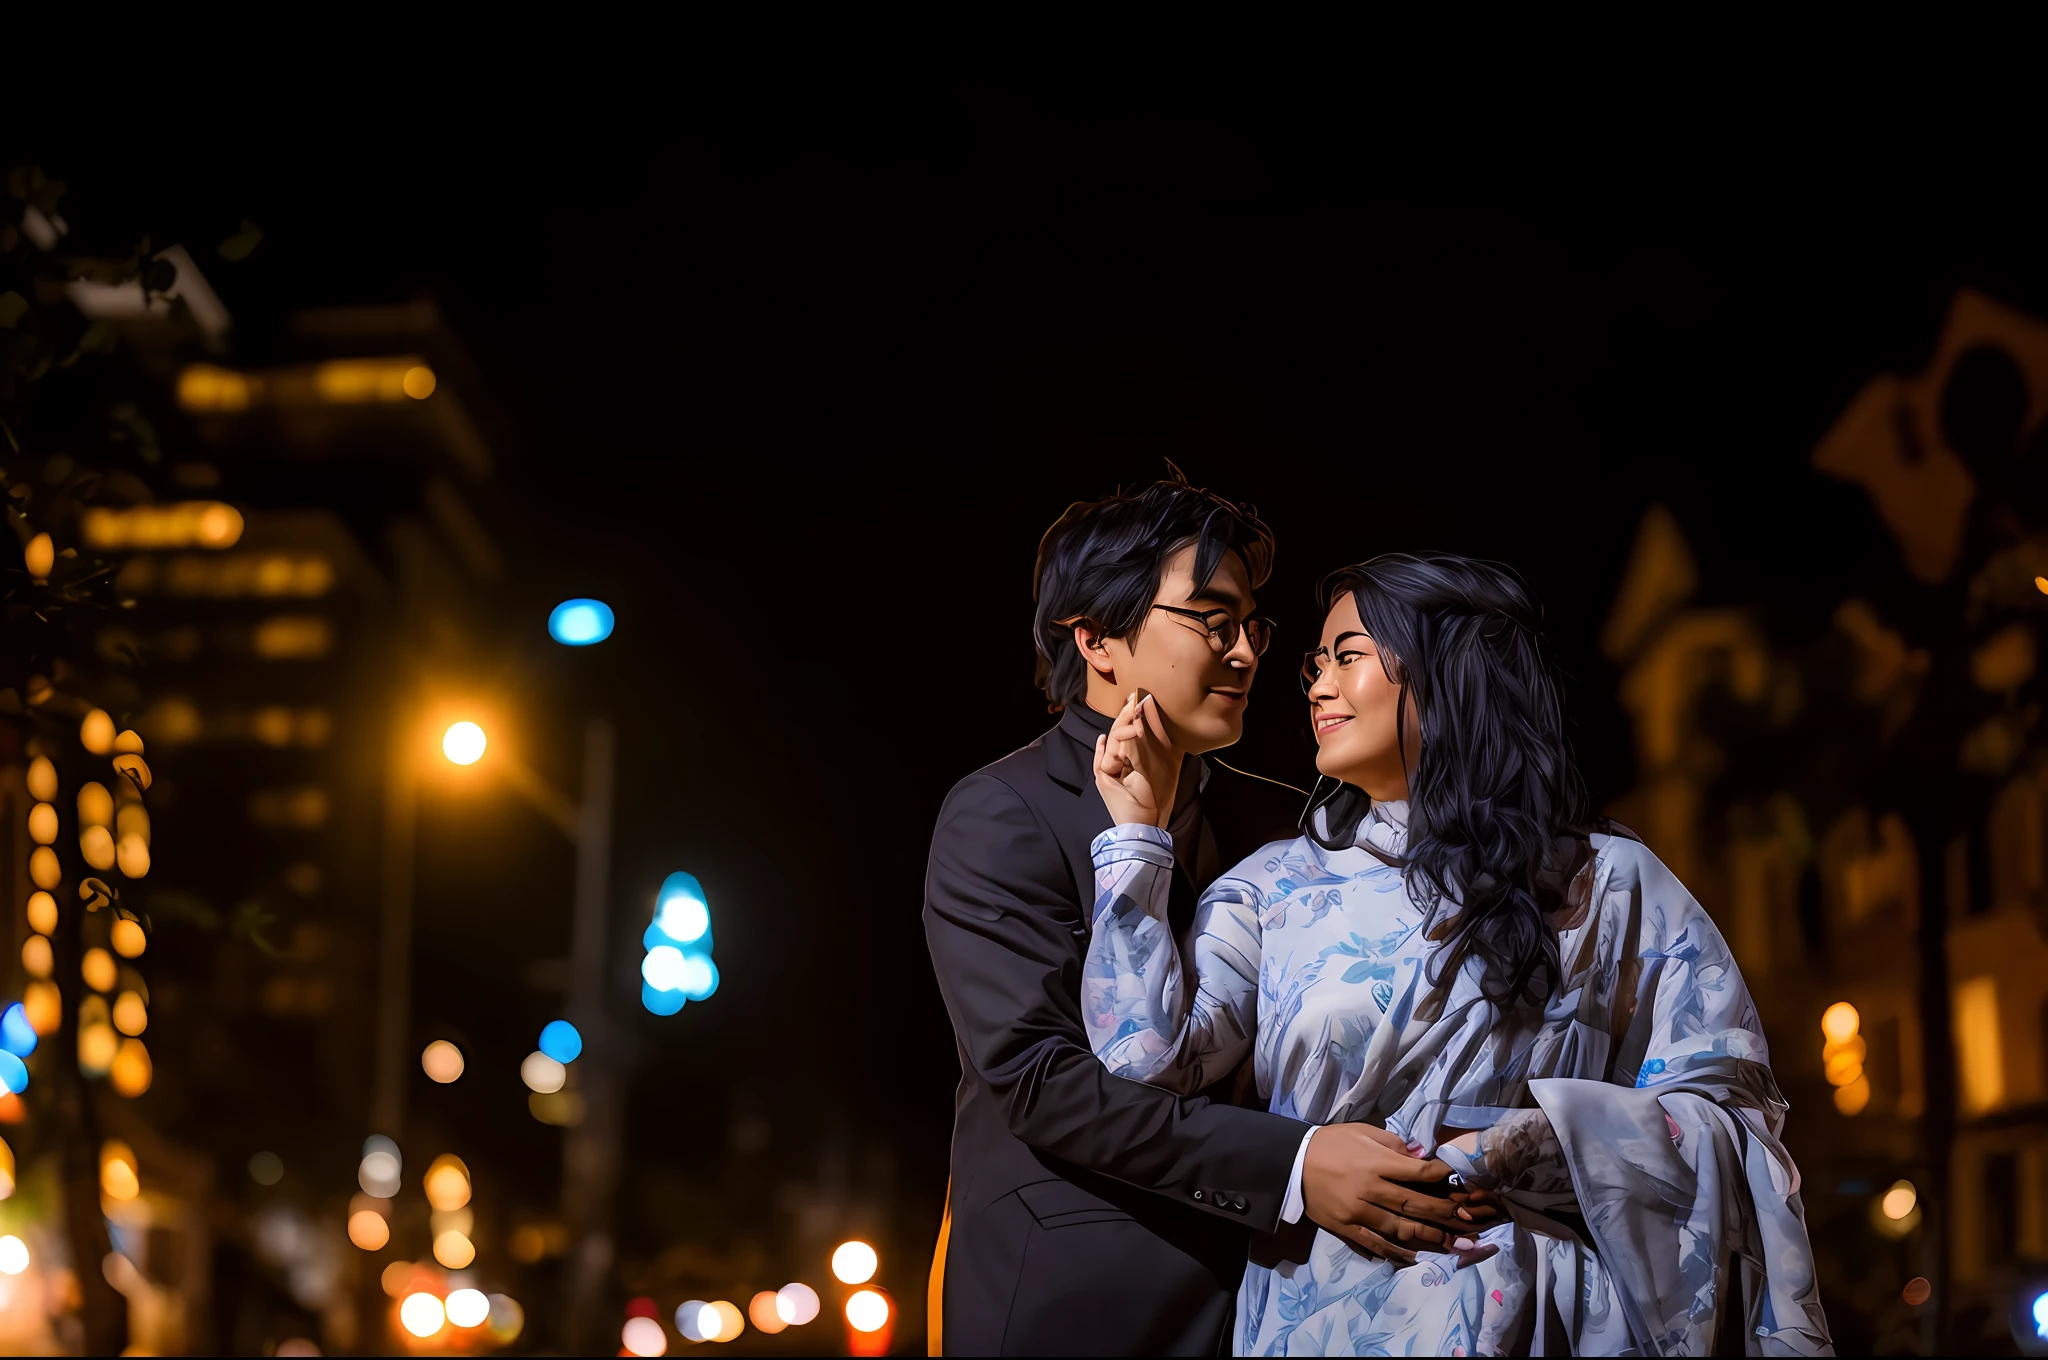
[1093,691,1180,828]
[1300,1124,1501,1267]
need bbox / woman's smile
[1314,713,1352,738]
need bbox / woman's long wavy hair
[1306,553,1596,1011]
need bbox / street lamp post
[372,708,629,1351]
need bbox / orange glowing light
[424,1155,471,1211]
[348,1210,391,1251]
[23,981,59,1035]
[20,937,50,980]
[110,1038,152,1097]
[25,892,56,935]
[748,1291,788,1335]
[82,948,117,993]
[111,919,146,959]
[100,1140,139,1200]
[846,1289,890,1333]
[26,804,56,845]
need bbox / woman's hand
[1093,691,1180,828]
[1301,1124,1502,1267]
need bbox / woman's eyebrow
[1332,631,1370,646]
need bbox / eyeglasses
[1150,605,1273,658]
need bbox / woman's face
[1305,592,1416,800]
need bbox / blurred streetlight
[442,721,487,766]
[832,1240,879,1285]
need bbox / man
[924,474,1475,1356]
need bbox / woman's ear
[1071,622,1117,678]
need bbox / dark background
[22,79,2046,1347]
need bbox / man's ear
[1071,622,1118,679]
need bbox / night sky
[23,81,2048,1322]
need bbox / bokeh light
[0,1004,37,1057]
[25,892,55,935]
[82,947,116,993]
[776,1282,821,1325]
[348,1210,390,1251]
[521,1051,566,1094]
[0,1237,26,1275]
[433,1230,476,1269]
[380,1261,415,1297]
[549,598,616,646]
[2034,1289,2048,1341]
[642,945,687,991]
[27,848,56,891]
[248,1151,284,1186]
[1821,1001,1859,1043]
[656,873,710,944]
[400,1291,446,1338]
[22,981,58,1036]
[1882,1180,1918,1220]
[421,1040,465,1083]
[446,1287,489,1328]
[622,1315,668,1356]
[679,953,719,1001]
[78,1020,116,1076]
[26,804,56,845]
[538,1020,582,1063]
[487,1294,524,1343]
[749,1291,788,1334]
[442,721,487,765]
[832,1240,879,1285]
[1903,1276,1931,1306]
[846,1289,890,1333]
[79,826,114,872]
[80,709,115,755]
[0,1053,27,1098]
[359,1135,402,1197]
[709,1301,744,1341]
[101,1140,139,1200]
[0,1137,15,1199]
[77,782,112,827]
[19,937,49,980]
[424,1155,472,1211]
[110,1037,152,1096]
[403,365,437,399]
[110,919,146,958]
[676,1300,711,1342]
[641,983,686,1016]
[112,992,147,1036]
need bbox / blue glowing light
[0,1051,27,1096]
[679,953,720,1002]
[2033,1289,2048,1340]
[0,1004,35,1058]
[538,1020,583,1064]
[641,983,687,1016]
[656,872,710,944]
[548,598,615,646]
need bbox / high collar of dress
[1358,797,1409,857]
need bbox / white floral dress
[1081,800,1832,1357]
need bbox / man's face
[1093,544,1261,754]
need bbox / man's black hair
[1030,467,1275,711]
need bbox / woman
[1083,553,1831,1356]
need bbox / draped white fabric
[1081,802,1832,1356]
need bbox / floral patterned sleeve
[1080,823,1263,1096]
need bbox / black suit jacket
[924,704,1311,1356]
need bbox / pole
[561,717,618,1352]
[371,711,418,1137]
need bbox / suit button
[1232,1195,1249,1212]
[1192,1189,1206,1202]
